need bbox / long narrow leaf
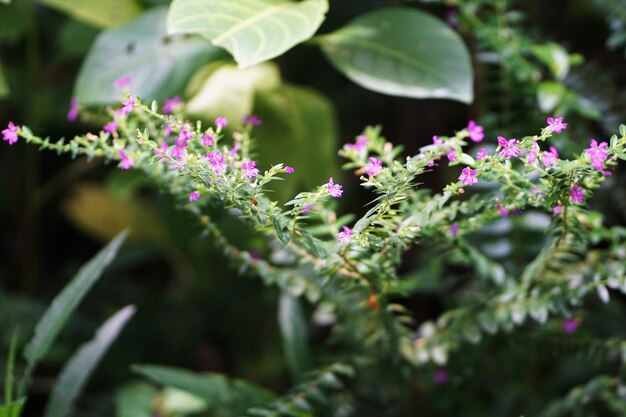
[278,290,312,380]
[43,305,136,417]
[4,328,18,405]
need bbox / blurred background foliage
[1,0,626,416]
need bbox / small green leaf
[278,290,312,380]
[167,0,329,68]
[273,217,290,246]
[75,7,225,105]
[0,398,25,417]
[115,382,157,417]
[318,7,473,103]
[0,62,8,98]
[43,306,136,417]
[39,0,142,28]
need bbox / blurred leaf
[532,42,571,80]
[278,290,312,380]
[318,7,473,103]
[537,81,565,113]
[21,231,128,393]
[62,182,168,243]
[115,382,157,417]
[254,84,339,202]
[3,329,18,406]
[0,398,25,417]
[39,0,143,29]
[0,0,10,4]
[43,305,136,417]
[0,2,25,41]
[75,7,225,105]
[167,0,328,68]
[185,61,281,125]
[57,20,100,59]
[161,388,207,415]
[0,63,8,98]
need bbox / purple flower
[498,204,509,218]
[67,97,79,122]
[230,143,240,154]
[344,134,368,152]
[569,183,585,203]
[115,96,136,116]
[202,134,214,146]
[364,157,383,176]
[118,150,134,170]
[586,139,609,171]
[163,124,173,138]
[113,75,132,89]
[497,136,521,159]
[206,150,226,175]
[450,223,459,237]
[163,96,182,114]
[467,120,484,142]
[336,226,353,244]
[154,143,169,159]
[243,114,262,126]
[476,148,488,161]
[446,151,457,162]
[547,117,567,133]
[433,135,444,146]
[103,121,117,134]
[542,146,559,167]
[433,369,449,385]
[562,317,580,334]
[284,166,294,174]
[301,204,313,215]
[189,191,200,202]
[2,122,19,145]
[553,204,563,215]
[215,116,228,129]
[326,177,343,198]
[527,142,540,164]
[242,160,259,179]
[459,167,478,186]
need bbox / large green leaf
[318,7,473,103]
[132,364,277,413]
[75,7,225,105]
[39,0,143,29]
[167,0,328,68]
[278,290,312,380]
[43,306,136,417]
[20,231,128,393]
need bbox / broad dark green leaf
[21,231,127,391]
[318,7,473,103]
[167,0,328,68]
[43,306,136,417]
[278,290,312,380]
[75,7,225,105]
[39,0,143,28]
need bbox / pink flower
[189,191,200,202]
[459,167,478,186]
[476,148,488,161]
[450,223,459,237]
[154,143,169,159]
[336,226,353,244]
[498,204,509,217]
[446,151,457,162]
[229,143,240,154]
[497,136,521,159]
[301,204,313,215]
[103,121,117,134]
[586,139,609,170]
[364,157,383,176]
[206,150,226,175]
[242,160,259,179]
[118,150,134,170]
[163,96,182,114]
[115,96,136,116]
[467,120,484,142]
[2,122,19,145]
[344,134,368,152]
[542,146,559,167]
[570,183,585,203]
[202,134,214,146]
[113,75,132,89]
[433,135,444,146]
[562,317,580,334]
[284,166,294,174]
[433,369,449,385]
[547,117,567,133]
[243,115,262,126]
[215,116,228,129]
[527,142,540,164]
[326,177,343,198]
[67,97,79,122]
[163,124,173,138]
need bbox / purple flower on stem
[202,134,214,146]
[284,166,295,174]
[118,150,134,170]
[103,121,117,134]
[446,151,457,162]
[497,136,521,159]
[242,160,259,179]
[326,177,343,198]
[433,135,444,146]
[189,191,200,203]
[163,96,182,114]
[301,204,313,215]
[364,157,383,176]
[113,75,132,89]
[163,124,173,138]
[450,223,459,237]
[115,96,136,116]
[243,115,262,126]
[467,120,484,142]
[433,369,449,385]
[206,150,226,175]
[215,117,228,129]
[498,204,509,218]
[344,134,368,152]
[459,167,478,186]
[586,139,609,171]
[336,226,353,244]
[547,117,567,133]
[553,204,563,215]
[154,142,169,159]
[542,146,559,167]
[562,317,581,334]
[230,143,240,154]
[67,97,79,122]
[2,122,19,145]
[570,183,585,203]
[476,148,488,161]
[527,142,540,164]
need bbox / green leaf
[0,398,25,417]
[167,0,328,68]
[278,290,312,380]
[21,231,128,393]
[4,329,18,406]
[0,0,11,5]
[75,7,225,105]
[115,382,157,417]
[39,0,142,28]
[132,364,277,413]
[537,81,565,113]
[273,217,291,246]
[532,42,571,80]
[318,7,473,103]
[43,306,136,417]
[0,63,8,98]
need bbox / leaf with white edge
[43,305,136,417]
[39,0,143,29]
[278,290,312,379]
[597,285,610,304]
[21,231,127,393]
[167,0,329,68]
[318,7,473,103]
[75,7,225,105]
